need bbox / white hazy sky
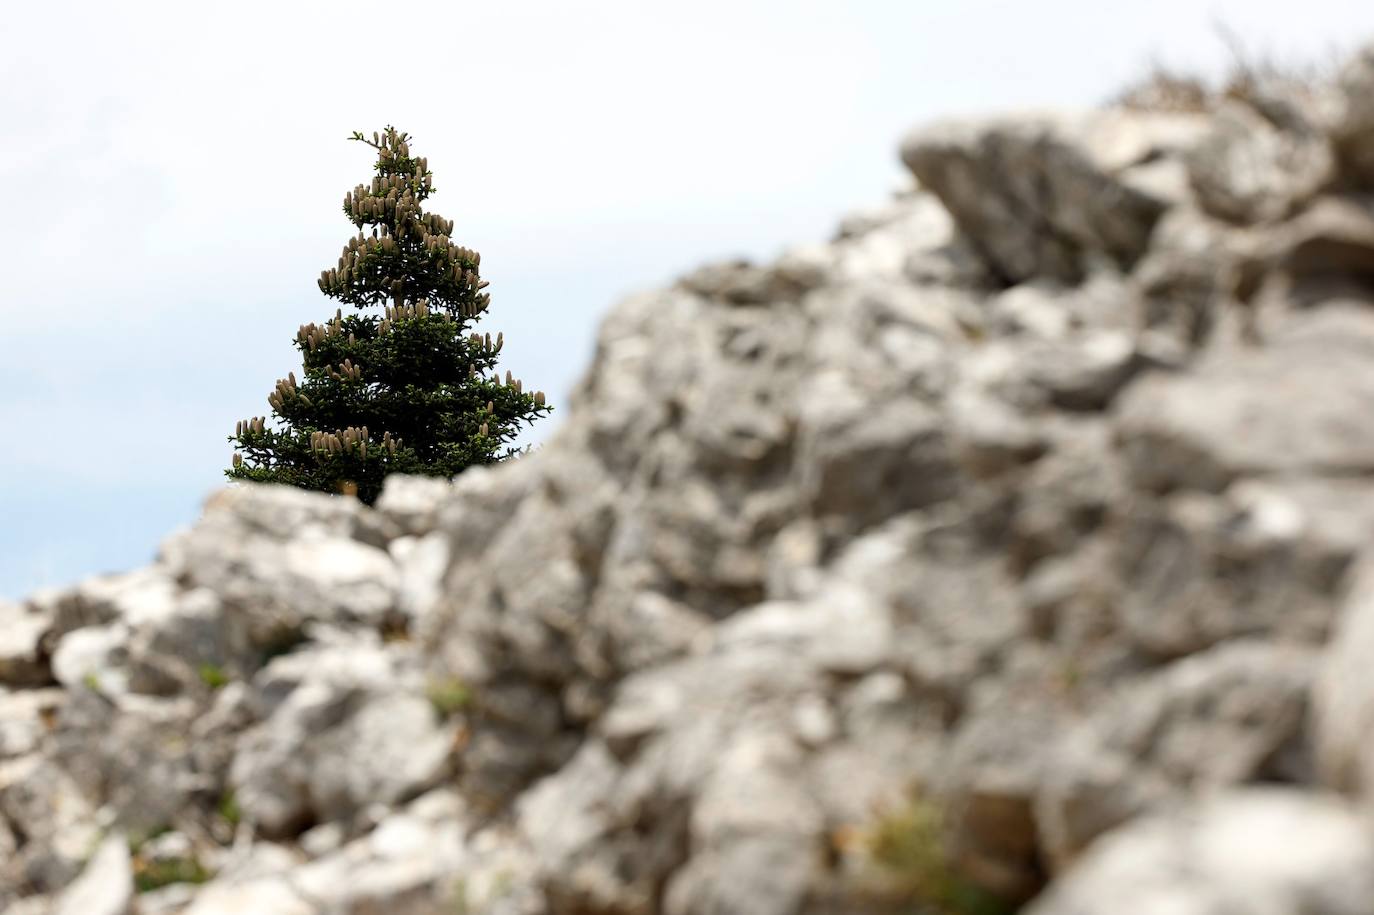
[3,0,1372,600]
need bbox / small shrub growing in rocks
[133,853,211,893]
[425,676,473,717]
[216,790,241,827]
[1112,64,1212,113]
[1109,26,1335,114]
[197,663,230,690]
[860,790,1012,915]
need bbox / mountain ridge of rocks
[9,43,1374,914]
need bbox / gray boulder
[1332,42,1374,186]
[1315,551,1374,800]
[0,600,54,687]
[1110,477,1374,659]
[159,485,402,643]
[53,833,132,915]
[1027,789,1374,915]
[1185,101,1335,225]
[228,636,454,837]
[1037,642,1315,871]
[1116,306,1374,493]
[901,113,1172,283]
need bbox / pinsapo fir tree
[226,126,551,504]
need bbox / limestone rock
[228,637,454,837]
[1251,195,1374,308]
[1110,478,1371,659]
[1332,41,1374,187]
[51,690,203,837]
[374,474,459,537]
[1037,642,1315,870]
[1027,789,1374,915]
[286,791,473,915]
[1185,101,1336,225]
[1315,551,1374,800]
[53,833,132,915]
[1131,205,1259,348]
[387,532,451,629]
[182,880,314,915]
[901,113,1169,283]
[0,754,100,894]
[0,688,63,759]
[797,393,958,529]
[0,600,54,687]
[159,485,402,643]
[1116,307,1374,493]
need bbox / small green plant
[198,663,230,690]
[133,854,212,893]
[1056,657,1083,692]
[861,790,1011,915]
[426,676,472,717]
[449,877,469,915]
[125,825,172,856]
[217,790,242,828]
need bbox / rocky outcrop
[8,41,1374,915]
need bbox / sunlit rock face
[11,43,1374,915]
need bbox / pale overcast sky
[3,0,1373,600]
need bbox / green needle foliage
[226,126,552,504]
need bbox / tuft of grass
[1211,22,1339,107]
[1112,62,1211,113]
[133,854,212,893]
[449,877,469,915]
[1108,23,1341,115]
[125,826,171,855]
[198,663,231,690]
[217,790,242,828]
[426,676,473,717]
[1056,658,1084,692]
[860,790,1012,915]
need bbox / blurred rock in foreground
[9,43,1374,915]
